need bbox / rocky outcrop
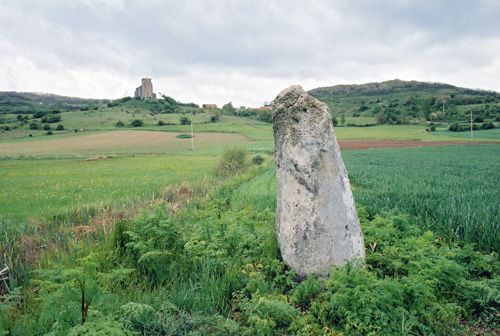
[273,85,365,276]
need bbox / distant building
[134,78,156,99]
[258,105,273,111]
[202,104,218,109]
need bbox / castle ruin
[134,78,156,99]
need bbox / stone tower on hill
[134,78,156,99]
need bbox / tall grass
[343,144,500,252]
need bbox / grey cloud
[0,0,499,104]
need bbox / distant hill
[0,92,108,114]
[309,79,500,124]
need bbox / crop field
[0,130,248,157]
[234,144,499,252]
[0,155,216,224]
[343,144,500,252]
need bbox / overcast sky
[1,0,499,106]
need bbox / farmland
[1,90,499,335]
[0,155,217,224]
[1,144,498,335]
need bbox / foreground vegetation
[1,149,498,335]
[0,145,500,335]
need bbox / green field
[1,146,498,335]
[343,145,500,252]
[435,128,500,139]
[0,155,217,225]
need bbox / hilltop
[309,79,500,125]
[0,91,108,114]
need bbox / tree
[29,122,39,130]
[116,120,124,127]
[56,124,65,131]
[222,102,236,116]
[179,116,190,125]
[131,119,144,127]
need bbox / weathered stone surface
[273,85,365,276]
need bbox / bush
[474,116,484,123]
[116,120,124,127]
[46,130,53,135]
[481,122,495,130]
[179,116,190,125]
[131,119,143,127]
[56,124,64,131]
[214,148,247,176]
[157,120,166,126]
[33,111,46,118]
[252,155,264,165]
[448,123,467,132]
[43,124,51,130]
[256,110,273,123]
[210,115,220,123]
[29,122,39,130]
[41,115,61,123]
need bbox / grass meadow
[0,155,217,225]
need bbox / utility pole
[190,111,194,150]
[470,110,473,140]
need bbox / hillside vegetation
[309,79,500,125]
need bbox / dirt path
[338,139,499,150]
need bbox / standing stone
[273,85,365,277]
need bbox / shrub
[448,123,466,132]
[256,110,273,123]
[252,155,264,165]
[210,115,220,123]
[481,122,495,130]
[116,120,124,127]
[43,124,51,130]
[157,120,166,126]
[33,111,46,118]
[239,295,299,334]
[179,116,190,125]
[214,148,247,176]
[29,122,39,130]
[41,115,61,123]
[131,119,143,127]
[474,116,484,123]
[46,130,53,135]
[56,124,64,131]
